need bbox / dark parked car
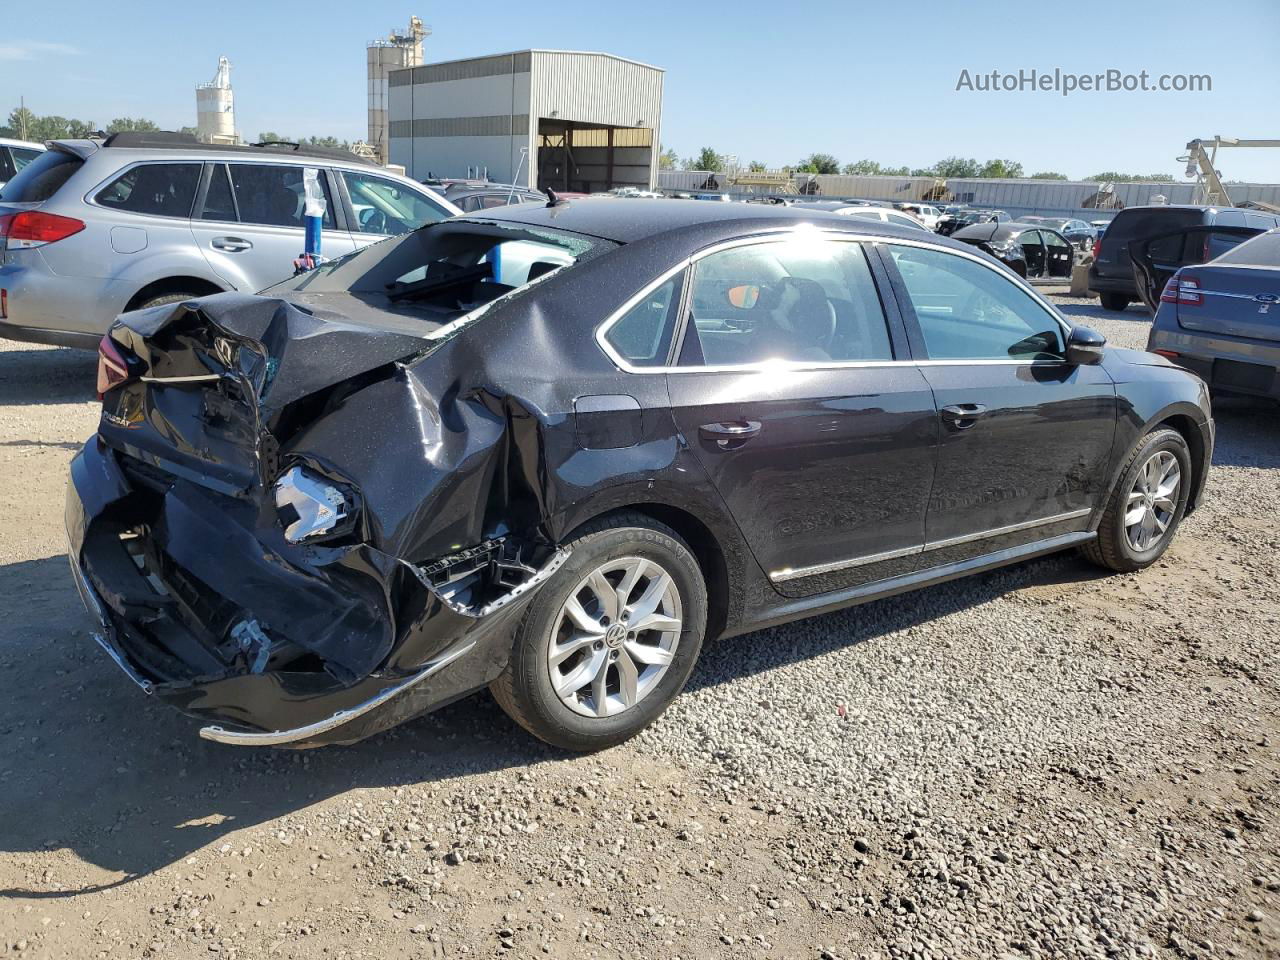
[67,200,1213,751]
[1088,205,1280,311]
[951,221,1076,281]
[1021,216,1096,250]
[936,208,1010,236]
[1147,228,1280,401]
[437,182,546,212]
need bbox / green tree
[978,158,1024,179]
[257,131,291,144]
[658,147,679,170]
[178,126,199,138]
[106,117,160,134]
[796,152,841,174]
[747,160,766,172]
[1088,171,1174,182]
[928,156,981,178]
[1029,171,1068,180]
[694,146,723,172]
[843,159,883,175]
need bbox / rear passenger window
[228,164,335,229]
[681,238,894,366]
[887,245,1065,360]
[604,276,682,367]
[0,149,14,182]
[200,164,237,221]
[95,163,201,218]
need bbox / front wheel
[490,514,707,751]
[1082,428,1192,572]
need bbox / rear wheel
[490,513,707,752]
[1082,428,1191,572]
[137,292,202,310]
[1099,292,1131,311]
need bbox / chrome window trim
[593,227,1077,375]
[769,507,1092,583]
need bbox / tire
[1081,427,1192,572]
[490,513,707,752]
[1099,292,1131,311]
[137,292,202,310]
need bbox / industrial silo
[195,57,237,145]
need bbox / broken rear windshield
[265,220,610,323]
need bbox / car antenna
[546,188,563,208]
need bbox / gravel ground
[1,290,1277,960]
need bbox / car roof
[0,137,45,150]
[458,196,946,245]
[49,132,380,170]
[954,221,1061,241]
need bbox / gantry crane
[1181,137,1280,207]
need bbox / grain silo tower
[367,17,427,164]
[195,57,238,145]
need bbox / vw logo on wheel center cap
[604,623,627,648]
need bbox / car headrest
[767,277,836,345]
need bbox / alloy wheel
[1125,450,1181,551]
[547,556,683,718]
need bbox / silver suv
[0,132,460,348]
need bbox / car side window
[1043,231,1071,251]
[95,163,202,218]
[200,164,237,222]
[681,238,895,366]
[10,147,40,172]
[0,149,14,182]
[343,171,448,236]
[227,164,335,229]
[604,275,682,367]
[887,245,1066,361]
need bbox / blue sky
[2,0,1278,181]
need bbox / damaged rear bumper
[66,438,566,747]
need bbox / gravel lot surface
[1,290,1277,960]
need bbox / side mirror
[1066,325,1106,365]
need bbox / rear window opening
[265,220,609,325]
[0,148,83,203]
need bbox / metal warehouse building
[388,50,664,192]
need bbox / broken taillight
[0,211,86,248]
[96,335,130,399]
[1091,237,1102,259]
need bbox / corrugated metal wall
[529,52,662,190]
[387,50,664,188]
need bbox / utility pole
[19,96,28,140]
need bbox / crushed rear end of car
[66,277,574,746]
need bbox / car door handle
[211,236,253,252]
[940,404,987,429]
[699,420,762,448]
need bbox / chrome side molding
[770,508,1093,583]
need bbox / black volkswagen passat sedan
[68,200,1213,751]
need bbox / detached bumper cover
[66,438,566,746]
